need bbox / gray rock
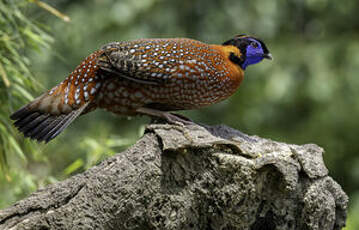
[0,123,348,230]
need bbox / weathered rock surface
[0,123,348,230]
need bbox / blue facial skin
[242,38,266,70]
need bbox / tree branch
[0,123,348,230]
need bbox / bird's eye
[251,42,258,48]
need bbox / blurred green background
[1,0,358,228]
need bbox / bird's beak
[263,53,273,60]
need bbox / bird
[10,34,272,143]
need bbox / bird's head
[223,34,272,70]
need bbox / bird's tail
[10,94,90,143]
[10,51,103,143]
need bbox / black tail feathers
[10,102,89,143]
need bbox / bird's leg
[169,112,194,123]
[136,107,195,144]
[136,107,194,126]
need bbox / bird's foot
[137,107,196,144]
[136,107,194,126]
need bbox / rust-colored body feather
[11,36,271,142]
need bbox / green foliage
[0,0,140,207]
[0,0,55,206]
[345,193,359,230]
[1,0,359,228]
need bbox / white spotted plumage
[12,36,273,142]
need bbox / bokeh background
[1,0,358,228]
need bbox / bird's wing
[97,38,208,85]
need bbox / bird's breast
[97,39,245,113]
